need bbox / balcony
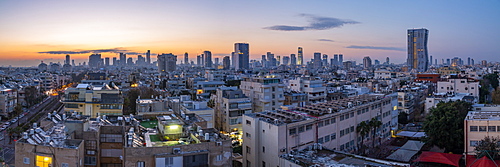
[62,98,86,102]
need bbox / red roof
[466,155,500,167]
[413,151,462,167]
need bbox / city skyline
[0,0,499,66]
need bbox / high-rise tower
[407,28,429,72]
[297,47,303,65]
[184,52,189,65]
[234,43,249,70]
[204,51,212,68]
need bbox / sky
[0,0,499,67]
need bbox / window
[345,114,349,119]
[216,155,223,161]
[470,126,478,132]
[479,126,487,132]
[246,160,251,167]
[298,126,305,133]
[318,121,324,127]
[318,137,324,144]
[340,130,344,137]
[340,115,344,121]
[85,140,97,150]
[246,120,251,125]
[306,124,312,131]
[137,161,145,167]
[331,133,336,140]
[357,110,361,115]
[84,157,96,165]
[262,161,266,167]
[325,119,330,125]
[350,112,354,117]
[246,133,251,138]
[470,140,479,147]
[262,146,266,153]
[289,128,296,135]
[489,126,497,132]
[331,117,336,123]
[325,135,330,142]
[246,146,251,153]
[100,134,123,143]
[62,163,69,167]
[24,157,30,164]
[350,126,354,133]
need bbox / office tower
[197,55,202,66]
[333,54,339,66]
[266,52,275,67]
[482,60,487,66]
[112,57,117,66]
[290,54,296,66]
[137,55,146,66]
[214,58,219,66]
[119,53,126,66]
[446,59,450,65]
[204,51,212,68]
[374,59,380,65]
[313,52,322,69]
[435,59,437,65]
[386,57,390,64]
[429,55,433,65]
[339,54,343,66]
[363,56,372,69]
[298,47,303,65]
[471,59,474,65]
[72,60,75,66]
[88,54,102,68]
[65,55,70,65]
[276,55,281,66]
[223,56,230,70]
[261,55,267,68]
[127,57,134,66]
[322,54,328,66]
[105,57,110,66]
[146,50,151,65]
[282,56,290,65]
[407,28,429,72]
[468,57,471,66]
[234,43,250,70]
[157,53,177,73]
[184,52,188,65]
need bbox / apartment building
[61,83,123,118]
[0,88,17,118]
[240,76,285,113]
[464,105,500,155]
[288,77,326,104]
[242,94,393,167]
[437,74,479,99]
[213,87,252,134]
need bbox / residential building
[61,83,123,118]
[204,51,212,68]
[88,54,102,69]
[157,53,177,73]
[464,106,500,156]
[234,43,250,70]
[407,28,429,72]
[213,87,252,134]
[0,88,17,119]
[240,76,285,113]
[283,91,307,107]
[288,77,326,104]
[437,74,479,99]
[243,94,393,167]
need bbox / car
[0,127,5,131]
[11,119,17,123]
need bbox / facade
[313,52,322,69]
[213,87,252,134]
[283,91,307,107]
[222,56,230,69]
[157,53,177,73]
[363,56,372,69]
[204,51,212,68]
[415,73,440,83]
[437,74,479,99]
[288,77,326,104]
[297,47,303,66]
[61,83,123,118]
[464,107,500,155]
[407,28,429,72]
[240,76,285,113]
[234,43,250,70]
[243,94,393,167]
[89,54,102,68]
[0,88,17,118]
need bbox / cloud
[318,39,335,42]
[346,45,405,51]
[263,14,359,31]
[38,48,140,55]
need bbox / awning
[386,149,418,162]
[400,140,425,151]
[396,131,426,138]
[413,151,462,167]
[466,155,500,167]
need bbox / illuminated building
[297,47,303,65]
[407,28,429,72]
[61,83,123,118]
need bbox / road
[0,95,64,166]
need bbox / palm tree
[369,118,382,148]
[356,121,370,154]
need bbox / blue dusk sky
[0,0,499,66]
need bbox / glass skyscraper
[407,28,429,72]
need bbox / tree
[492,89,500,104]
[123,87,160,115]
[368,118,382,148]
[13,103,23,118]
[24,86,41,107]
[398,112,409,124]
[475,136,500,160]
[422,100,472,153]
[356,121,370,154]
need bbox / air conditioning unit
[173,148,181,154]
[280,148,287,152]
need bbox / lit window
[36,155,52,167]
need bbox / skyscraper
[197,55,202,66]
[333,54,338,66]
[157,53,177,73]
[223,56,230,70]
[297,47,303,65]
[386,57,390,65]
[146,50,151,65]
[204,51,212,68]
[112,57,117,66]
[363,56,372,69]
[65,55,70,65]
[234,43,250,70]
[313,52,321,69]
[184,52,189,65]
[119,53,126,66]
[468,57,471,66]
[338,54,343,67]
[105,57,110,66]
[322,54,328,66]
[407,28,429,72]
[282,56,290,65]
[88,54,102,68]
[290,54,296,66]
[429,55,433,65]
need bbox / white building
[288,77,326,104]
[213,87,252,133]
[464,105,500,155]
[0,88,17,118]
[437,74,479,99]
[240,76,285,113]
[243,94,393,167]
